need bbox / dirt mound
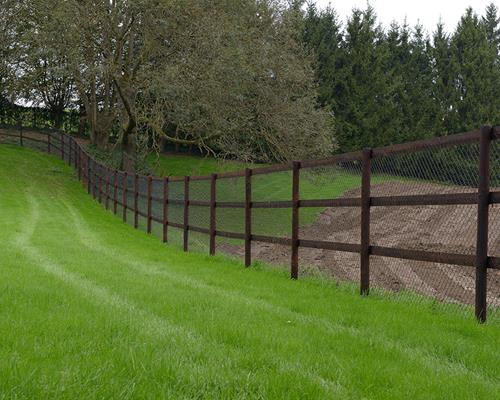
[219,181,500,306]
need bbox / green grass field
[1,145,500,399]
[149,153,391,237]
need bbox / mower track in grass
[1,145,499,399]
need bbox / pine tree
[451,7,499,130]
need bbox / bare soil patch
[219,181,500,306]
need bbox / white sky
[312,0,500,33]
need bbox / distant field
[1,145,499,399]
[149,152,394,237]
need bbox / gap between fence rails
[1,124,499,322]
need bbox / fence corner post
[209,173,217,255]
[183,176,190,252]
[291,161,301,280]
[245,168,252,267]
[475,125,492,323]
[360,147,372,295]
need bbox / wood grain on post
[123,172,128,222]
[113,170,118,214]
[93,160,97,199]
[105,167,110,210]
[77,145,82,181]
[98,165,103,203]
[68,137,72,165]
[147,176,153,234]
[87,155,91,194]
[209,173,217,255]
[291,161,300,279]
[183,176,190,251]
[475,125,492,323]
[163,177,169,242]
[244,168,252,266]
[360,148,372,295]
[134,174,139,228]
[60,133,64,160]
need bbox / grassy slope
[1,145,499,399]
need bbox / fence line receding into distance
[1,125,499,322]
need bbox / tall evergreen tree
[451,8,499,130]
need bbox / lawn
[1,145,499,399]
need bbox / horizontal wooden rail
[370,245,476,267]
[251,234,291,246]
[371,129,481,158]
[215,201,245,208]
[189,200,210,207]
[188,225,210,234]
[492,125,499,140]
[370,192,478,206]
[252,200,292,209]
[215,230,246,239]
[299,239,361,253]
[300,198,362,207]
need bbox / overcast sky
[312,0,499,33]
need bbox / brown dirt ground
[219,182,500,306]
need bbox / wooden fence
[1,125,499,322]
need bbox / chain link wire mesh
[367,142,481,309]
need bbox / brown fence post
[113,170,118,214]
[291,161,300,279]
[87,154,91,194]
[77,146,82,181]
[47,133,51,153]
[147,176,153,234]
[134,173,139,228]
[475,125,492,323]
[209,173,217,255]
[183,176,190,251]
[105,167,110,210]
[93,160,97,199]
[163,177,169,243]
[68,137,72,165]
[60,133,64,160]
[19,125,23,147]
[360,147,372,295]
[98,165,103,203]
[123,172,128,222]
[245,168,252,266]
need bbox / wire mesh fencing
[1,124,499,322]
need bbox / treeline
[0,0,334,167]
[1,1,499,162]
[0,99,81,133]
[300,3,500,152]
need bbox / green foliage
[301,3,500,152]
[86,144,154,176]
[0,101,80,133]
